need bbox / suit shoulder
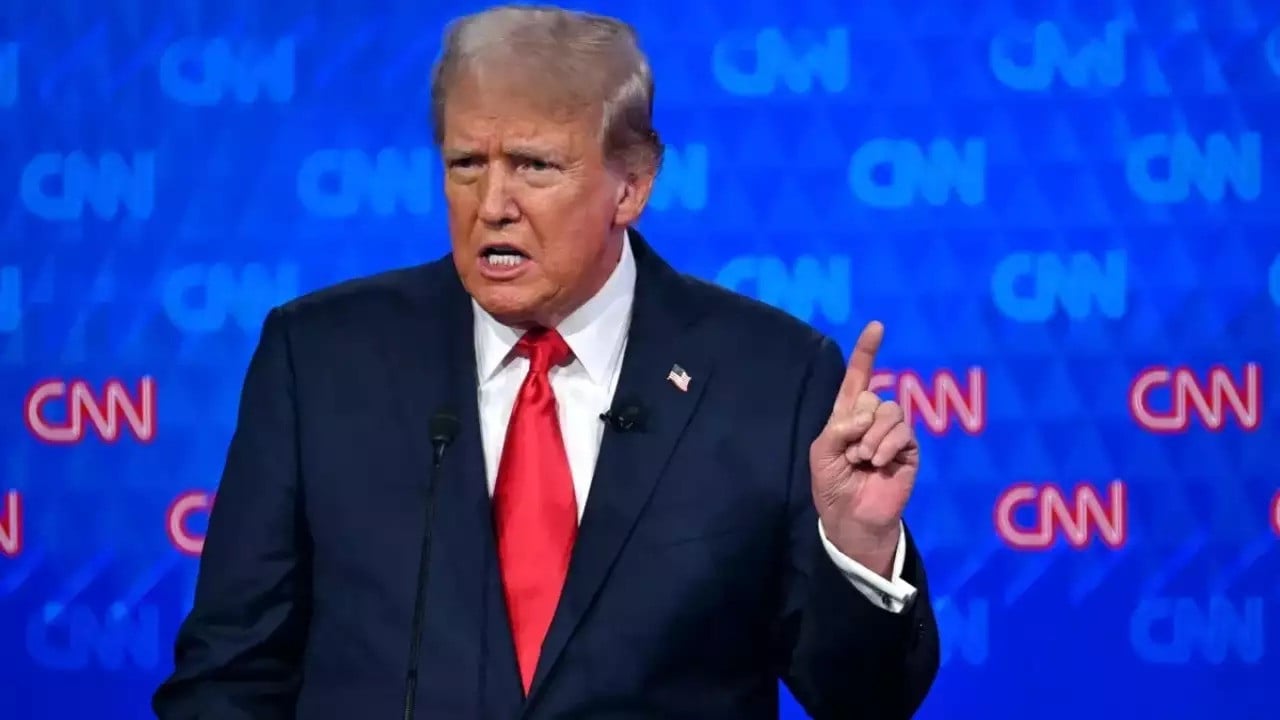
[273,257,453,327]
[678,273,841,362]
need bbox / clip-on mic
[600,399,647,433]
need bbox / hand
[809,321,920,576]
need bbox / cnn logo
[995,481,1128,550]
[868,368,987,436]
[168,490,213,556]
[0,490,21,557]
[1130,364,1261,432]
[24,378,156,443]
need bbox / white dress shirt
[472,232,917,613]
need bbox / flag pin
[666,364,691,392]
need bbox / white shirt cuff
[818,519,917,614]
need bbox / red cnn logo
[869,368,986,435]
[994,481,1128,550]
[168,490,212,556]
[1271,491,1280,538]
[1130,364,1261,432]
[24,377,156,443]
[0,490,21,557]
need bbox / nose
[477,164,518,227]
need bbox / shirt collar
[473,229,637,384]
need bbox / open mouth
[480,244,529,267]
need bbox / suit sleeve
[152,307,312,719]
[777,336,940,720]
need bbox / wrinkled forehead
[441,68,604,150]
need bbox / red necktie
[493,327,577,694]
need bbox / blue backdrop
[2,0,1277,717]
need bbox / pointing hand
[809,322,920,575]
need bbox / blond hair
[429,5,664,172]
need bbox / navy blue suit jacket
[153,232,939,719]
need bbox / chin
[470,286,543,326]
[458,260,562,326]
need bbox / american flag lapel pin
[666,363,691,392]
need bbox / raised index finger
[833,321,884,415]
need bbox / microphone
[600,399,647,433]
[402,410,460,720]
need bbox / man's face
[441,76,650,328]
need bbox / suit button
[908,621,925,650]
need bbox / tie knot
[515,327,572,373]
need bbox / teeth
[487,254,525,267]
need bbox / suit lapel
[526,232,715,705]
[439,272,528,710]
[382,263,524,712]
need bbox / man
[153,5,939,719]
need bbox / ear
[612,165,656,227]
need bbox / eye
[515,155,557,172]
[448,156,481,169]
